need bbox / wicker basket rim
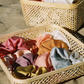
[20,0,83,9]
[0,24,84,83]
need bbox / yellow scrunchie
[13,65,47,79]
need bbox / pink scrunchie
[34,34,52,48]
[0,36,28,58]
[0,36,28,52]
[33,52,54,71]
[0,34,52,58]
[26,34,52,56]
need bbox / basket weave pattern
[30,66,84,84]
[21,0,84,31]
[0,25,84,84]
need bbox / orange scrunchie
[38,39,69,55]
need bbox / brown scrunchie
[37,39,69,55]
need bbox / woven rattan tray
[20,0,84,31]
[0,24,84,84]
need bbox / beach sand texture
[0,0,84,84]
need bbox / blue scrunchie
[50,47,72,70]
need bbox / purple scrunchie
[15,53,34,67]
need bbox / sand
[0,0,84,84]
[0,0,28,36]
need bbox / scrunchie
[38,39,69,55]
[33,52,53,71]
[50,47,84,70]
[13,65,47,79]
[15,52,34,67]
[50,47,72,70]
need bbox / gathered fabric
[50,47,83,70]
[51,30,70,49]
[37,38,69,55]
[13,65,47,79]
[15,52,34,67]
[70,51,84,64]
[1,36,28,52]
[25,39,38,56]
[0,50,8,59]
[0,30,70,58]
[39,30,70,49]
[26,34,52,56]
[33,52,54,71]
[34,34,52,48]
[1,30,84,80]
[0,36,28,58]
[14,50,31,58]
[43,0,77,4]
[50,47,71,70]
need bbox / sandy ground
[0,0,84,84]
[0,0,28,36]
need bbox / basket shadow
[77,23,84,31]
[59,26,84,83]
[63,25,84,43]
[58,75,84,84]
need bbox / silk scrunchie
[50,47,84,70]
[1,36,28,52]
[26,34,52,56]
[13,65,47,79]
[50,47,72,70]
[70,51,84,64]
[34,34,52,48]
[0,36,28,58]
[14,50,31,58]
[38,30,70,49]
[43,0,75,4]
[15,52,34,67]
[38,39,69,55]
[33,52,53,71]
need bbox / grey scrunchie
[50,47,83,70]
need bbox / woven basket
[20,0,84,31]
[0,24,84,84]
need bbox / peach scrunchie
[34,34,52,48]
[26,34,52,56]
[14,50,31,58]
[39,30,70,49]
[33,52,54,71]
